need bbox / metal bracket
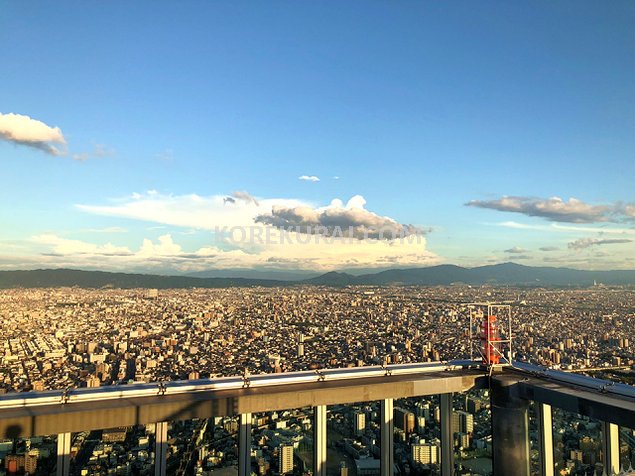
[315,369,325,382]
[157,381,167,396]
[60,387,71,404]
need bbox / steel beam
[0,369,484,438]
[154,421,168,476]
[602,421,620,475]
[56,432,71,476]
[239,413,252,476]
[536,403,554,476]
[380,398,394,476]
[491,376,530,476]
[314,405,327,476]
[440,393,454,476]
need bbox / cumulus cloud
[299,175,320,182]
[74,191,437,271]
[255,195,427,240]
[568,237,633,250]
[0,112,67,156]
[504,246,526,254]
[467,196,612,223]
[14,231,439,273]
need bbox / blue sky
[1,1,635,273]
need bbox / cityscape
[1,2,635,476]
[0,285,634,475]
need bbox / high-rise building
[394,407,415,434]
[411,442,438,465]
[452,411,474,434]
[354,411,366,436]
[278,444,294,474]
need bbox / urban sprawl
[1,286,634,476]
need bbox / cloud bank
[0,112,66,156]
[568,237,633,250]
[299,175,320,182]
[72,191,437,271]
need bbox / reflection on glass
[327,401,380,476]
[168,417,239,475]
[552,408,604,476]
[70,425,155,475]
[394,395,440,476]
[251,407,313,475]
[620,426,635,471]
[453,389,492,476]
[528,402,540,476]
[0,434,57,475]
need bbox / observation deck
[0,360,634,476]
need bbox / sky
[1,1,635,274]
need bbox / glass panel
[70,425,155,475]
[620,426,635,471]
[167,416,240,475]
[527,401,540,476]
[552,408,604,476]
[453,389,492,476]
[394,395,440,476]
[0,434,57,475]
[251,407,313,475]
[327,401,381,476]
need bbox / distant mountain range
[2,263,635,289]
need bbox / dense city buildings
[0,286,633,394]
[0,285,634,474]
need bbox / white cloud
[77,191,305,231]
[504,246,526,254]
[17,231,438,273]
[468,196,612,223]
[299,175,320,182]
[255,195,427,240]
[568,237,633,250]
[32,234,132,256]
[0,112,66,156]
[70,191,438,271]
[496,221,635,236]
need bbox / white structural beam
[440,393,454,476]
[56,432,71,476]
[536,403,554,476]
[314,405,327,476]
[154,421,168,476]
[602,421,620,475]
[381,398,394,476]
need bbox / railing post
[491,375,530,476]
[154,421,168,476]
[535,402,554,476]
[314,405,327,476]
[239,413,252,476]
[602,421,620,475]
[381,398,394,476]
[56,432,71,476]
[440,393,454,476]
[536,403,554,476]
